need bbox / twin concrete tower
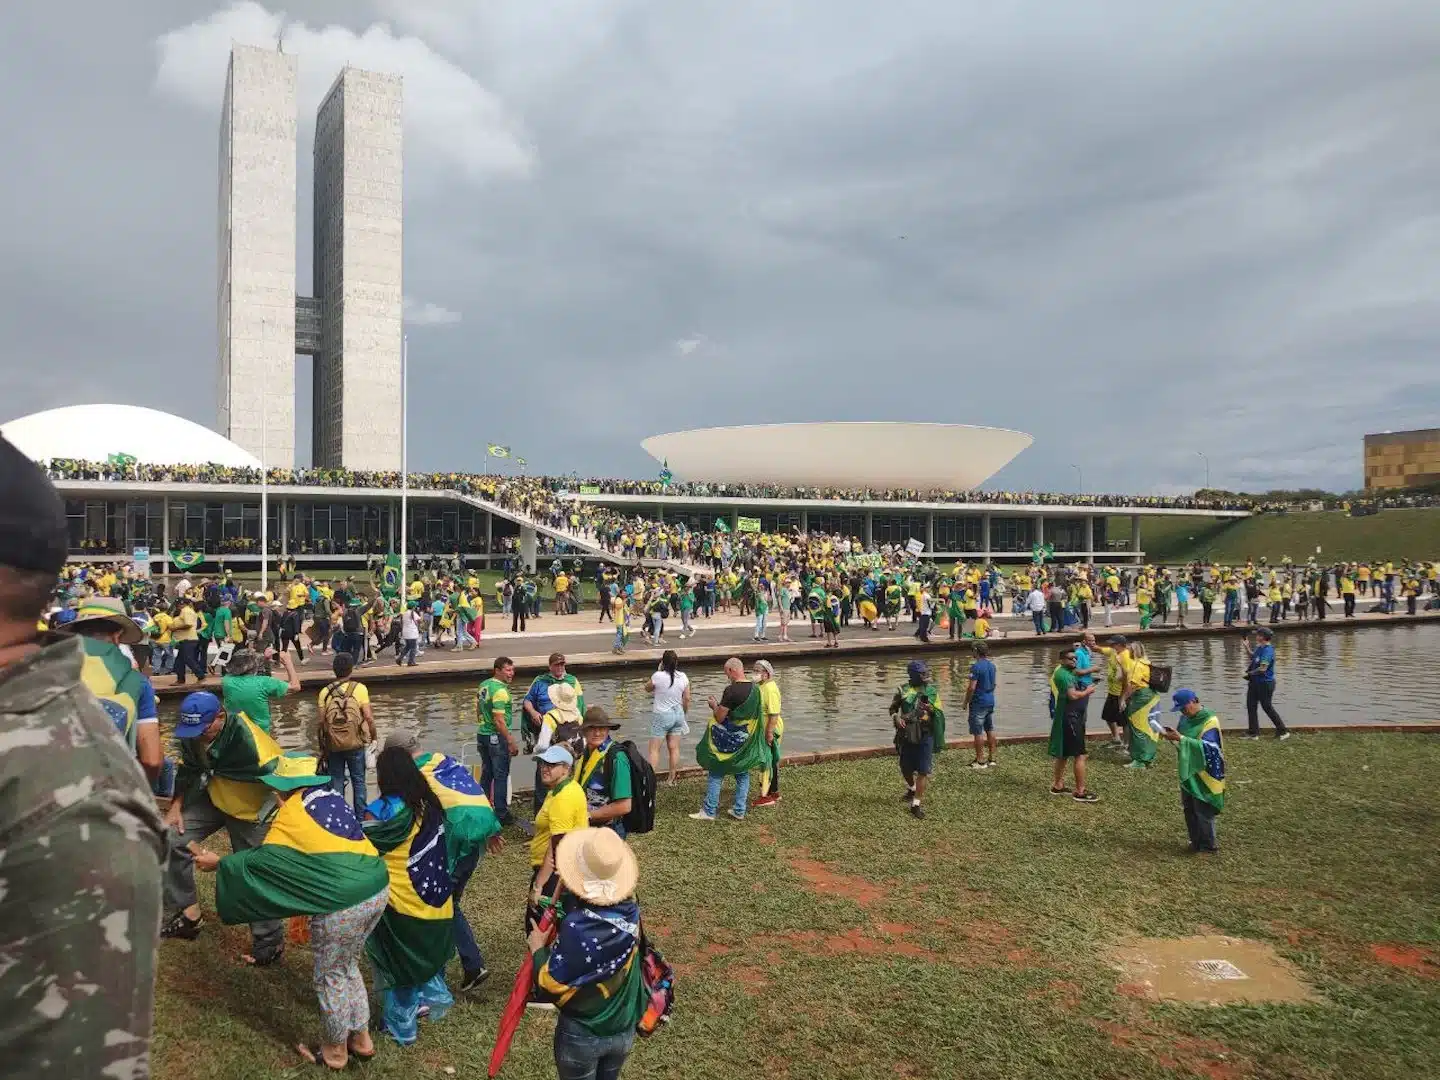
[218,45,403,472]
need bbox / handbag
[636,926,675,1037]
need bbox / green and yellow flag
[364,804,456,989]
[169,549,204,570]
[487,444,510,458]
[214,785,388,925]
[415,752,501,866]
[380,553,403,598]
[696,683,772,776]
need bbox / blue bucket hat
[1170,688,1199,712]
[907,660,928,680]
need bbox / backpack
[342,606,362,635]
[320,680,367,753]
[605,740,657,835]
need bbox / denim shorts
[967,704,994,735]
[650,707,689,738]
[898,737,934,776]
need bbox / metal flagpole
[260,389,268,595]
[400,334,408,596]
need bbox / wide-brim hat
[555,827,639,905]
[57,597,143,645]
[258,753,331,791]
[581,705,621,730]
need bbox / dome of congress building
[642,422,1033,490]
[1,404,264,469]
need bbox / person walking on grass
[889,660,946,819]
[690,658,769,822]
[962,642,998,769]
[1047,649,1099,802]
[646,650,690,786]
[1160,688,1225,854]
[1243,627,1290,740]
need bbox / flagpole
[260,388,268,595]
[400,334,408,597]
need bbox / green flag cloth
[169,549,204,569]
[1125,687,1161,765]
[1047,665,1076,759]
[175,712,324,818]
[215,786,388,924]
[696,683,772,776]
[713,519,730,534]
[1176,708,1226,812]
[363,803,456,989]
[895,682,946,752]
[380,554,402,598]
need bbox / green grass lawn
[1118,510,1440,564]
[154,733,1440,1080]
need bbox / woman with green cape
[1122,642,1160,768]
[364,748,457,1045]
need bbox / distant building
[1363,428,1440,490]
[218,45,403,471]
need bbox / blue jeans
[554,1012,635,1080]
[400,638,419,665]
[755,610,767,638]
[451,850,485,974]
[478,733,514,824]
[703,770,750,818]
[153,643,175,675]
[1031,611,1045,634]
[613,624,626,651]
[327,749,368,818]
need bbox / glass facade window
[934,515,984,553]
[990,517,1035,552]
[1046,518,1086,553]
[809,512,867,537]
[873,514,927,546]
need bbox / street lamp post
[1071,464,1082,494]
[1197,451,1210,491]
[400,334,408,596]
[259,387,268,595]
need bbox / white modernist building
[642,422,1034,490]
[219,45,403,472]
[1,405,262,469]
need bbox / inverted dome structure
[642,422,1032,490]
[2,404,264,469]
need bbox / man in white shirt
[398,601,422,666]
[1026,588,1048,635]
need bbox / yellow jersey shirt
[287,582,309,610]
[530,778,589,868]
[758,680,784,738]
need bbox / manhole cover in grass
[1194,959,1248,980]
[1109,935,1316,1005]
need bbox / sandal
[297,1043,348,1070]
[241,944,285,967]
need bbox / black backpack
[342,606,362,635]
[605,740,657,835]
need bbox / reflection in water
[269,624,1440,760]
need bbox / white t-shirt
[651,669,689,713]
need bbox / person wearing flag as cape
[188,766,390,1069]
[364,747,458,1045]
[161,691,324,960]
[889,660,946,819]
[1160,688,1226,853]
[690,657,771,821]
[1121,641,1160,769]
[383,730,504,993]
[523,652,586,807]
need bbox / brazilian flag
[78,636,146,753]
[415,752,501,867]
[1177,709,1226,811]
[170,549,205,570]
[177,712,324,822]
[895,682,946,752]
[1125,686,1161,765]
[215,785,388,925]
[380,553,403,598]
[487,444,510,458]
[696,682,772,776]
[364,804,456,989]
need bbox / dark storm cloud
[3,0,1438,493]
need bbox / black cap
[0,437,67,577]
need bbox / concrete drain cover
[1110,935,1317,1005]
[1194,959,1248,981]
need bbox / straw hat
[547,681,582,724]
[56,596,143,645]
[555,827,638,905]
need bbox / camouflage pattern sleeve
[0,638,167,1079]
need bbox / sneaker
[970,760,988,770]
[725,808,746,821]
[1048,786,1070,796]
[752,794,781,807]
[1124,761,1148,770]
[1072,790,1100,803]
[1278,732,1292,741]
[459,967,491,992]
[160,910,204,940]
[986,760,999,769]
[1243,734,1260,741]
[688,810,716,822]
[525,1002,556,1012]
[902,789,917,802]
[909,803,925,819]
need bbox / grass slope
[154,733,1440,1080]
[1117,510,1440,564]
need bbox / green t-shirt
[210,606,233,643]
[220,674,290,733]
[477,677,514,735]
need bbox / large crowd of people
[9,439,1440,1079]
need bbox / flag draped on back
[415,752,501,866]
[215,786,388,924]
[364,803,456,989]
[1125,687,1161,765]
[177,712,322,821]
[696,683,772,776]
[1177,709,1226,811]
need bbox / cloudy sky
[3,0,1439,494]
